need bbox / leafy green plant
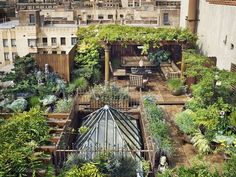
[142,160,150,177]
[0,108,50,176]
[74,77,89,91]
[28,96,40,108]
[143,96,173,156]
[79,126,90,134]
[167,78,183,96]
[64,163,104,177]
[222,154,236,177]
[175,109,197,135]
[91,84,129,103]
[148,49,171,65]
[158,156,220,177]
[54,98,73,113]
[191,131,211,154]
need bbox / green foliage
[0,55,38,96]
[77,25,197,48]
[158,157,220,177]
[61,154,137,177]
[0,108,50,176]
[142,160,150,177]
[222,154,236,177]
[148,49,171,65]
[143,96,173,156]
[28,96,40,108]
[167,78,183,91]
[79,126,90,134]
[175,109,197,135]
[64,163,104,177]
[91,84,129,103]
[229,110,236,126]
[54,98,73,113]
[7,98,28,112]
[191,132,211,154]
[184,49,211,78]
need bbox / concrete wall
[197,1,236,70]
[180,0,188,28]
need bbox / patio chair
[109,61,126,80]
[129,74,148,91]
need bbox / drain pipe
[186,0,198,33]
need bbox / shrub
[191,132,211,154]
[175,109,197,135]
[143,96,173,156]
[167,78,183,91]
[222,154,236,177]
[0,108,50,176]
[54,98,73,113]
[74,77,88,91]
[91,84,129,103]
[28,96,40,108]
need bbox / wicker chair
[129,74,148,91]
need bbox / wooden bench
[109,61,126,79]
[121,56,156,67]
[160,61,181,80]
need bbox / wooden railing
[76,88,141,111]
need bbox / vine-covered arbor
[76,25,197,83]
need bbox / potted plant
[167,78,184,96]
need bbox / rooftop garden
[1,24,236,176]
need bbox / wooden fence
[34,45,76,82]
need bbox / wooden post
[104,45,110,84]
[180,45,185,79]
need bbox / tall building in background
[0,0,182,68]
[180,0,236,71]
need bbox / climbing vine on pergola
[75,25,197,82]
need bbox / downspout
[186,0,198,33]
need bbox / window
[12,53,17,61]
[11,39,16,47]
[28,39,36,47]
[98,15,104,20]
[4,53,9,61]
[87,15,92,19]
[231,63,236,73]
[52,51,57,54]
[51,37,57,45]
[29,14,35,24]
[71,37,77,45]
[43,51,48,54]
[61,51,66,54]
[120,14,124,18]
[60,37,66,45]
[163,13,169,25]
[108,14,113,19]
[3,39,8,47]
[42,37,47,46]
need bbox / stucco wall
[180,0,188,28]
[197,1,236,70]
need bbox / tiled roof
[207,0,236,6]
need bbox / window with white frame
[71,37,77,45]
[28,39,37,47]
[3,39,8,47]
[4,53,9,61]
[11,39,16,47]
[61,37,66,45]
[12,52,17,61]
[51,37,57,46]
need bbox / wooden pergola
[102,40,186,83]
